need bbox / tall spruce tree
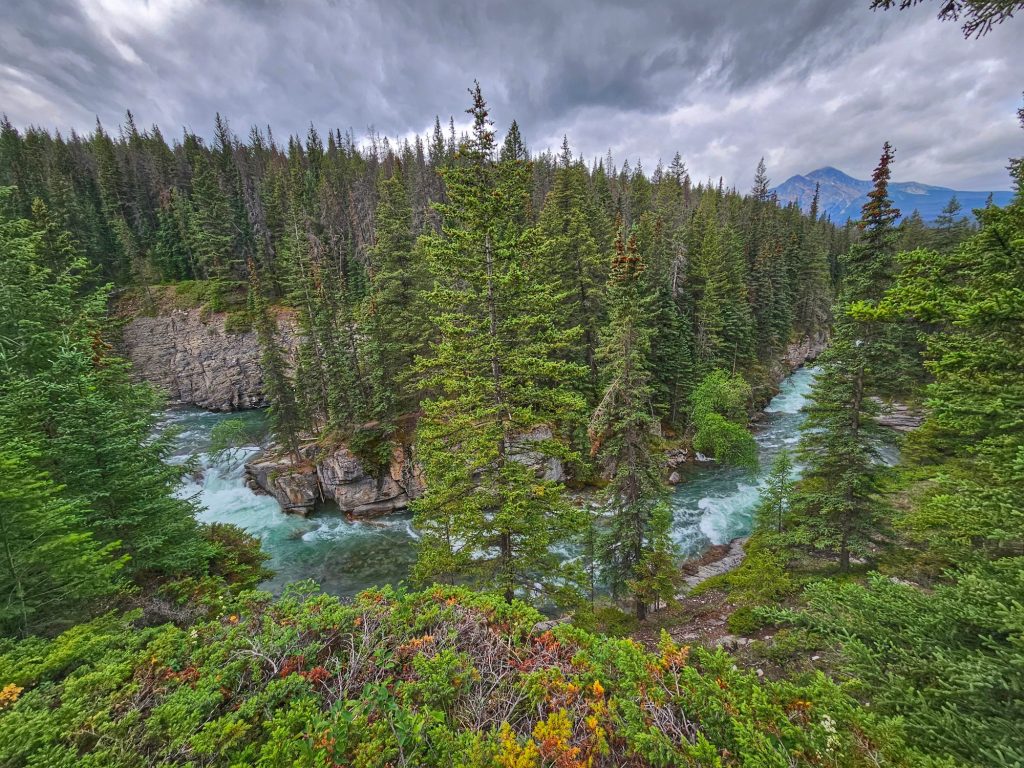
[756,449,795,535]
[793,184,833,336]
[248,259,302,460]
[793,123,1024,765]
[411,85,586,604]
[792,144,899,571]
[688,192,754,375]
[0,188,210,582]
[364,164,429,420]
[533,155,607,404]
[589,227,677,620]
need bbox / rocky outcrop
[246,426,565,517]
[781,331,829,374]
[507,425,566,483]
[245,453,321,515]
[665,448,690,485]
[246,442,423,517]
[316,442,425,516]
[679,537,748,592]
[875,401,924,432]
[120,307,297,411]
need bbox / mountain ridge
[771,166,1013,222]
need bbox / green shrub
[0,585,923,767]
[170,279,216,309]
[572,604,639,637]
[727,605,761,635]
[222,310,252,334]
[725,546,796,606]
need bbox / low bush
[0,584,925,767]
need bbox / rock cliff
[120,307,297,411]
[780,331,829,373]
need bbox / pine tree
[248,258,302,460]
[152,189,194,281]
[793,144,900,571]
[793,184,833,336]
[688,192,754,374]
[588,227,677,619]
[533,154,607,403]
[751,157,770,202]
[756,449,794,535]
[0,448,125,638]
[185,135,238,304]
[364,164,430,420]
[412,85,586,604]
[931,195,972,251]
[0,189,210,580]
[877,136,1024,565]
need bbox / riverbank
[164,365,819,604]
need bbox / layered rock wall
[120,307,297,411]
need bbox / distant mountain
[771,166,1013,223]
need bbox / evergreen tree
[792,145,900,571]
[533,156,607,403]
[931,194,972,251]
[364,164,430,419]
[756,449,794,535]
[589,227,677,619]
[412,85,586,604]
[751,157,770,202]
[876,140,1024,565]
[793,184,833,336]
[248,259,302,460]
[0,449,125,638]
[0,189,210,580]
[185,136,237,304]
[688,192,754,374]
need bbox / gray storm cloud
[1,0,1021,189]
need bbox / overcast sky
[2,0,1022,190]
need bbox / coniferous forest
[1,2,1023,766]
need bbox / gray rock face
[246,426,565,517]
[875,401,924,432]
[245,453,320,515]
[317,443,425,516]
[120,308,297,411]
[507,425,566,483]
[246,442,424,517]
[781,331,829,374]
[680,537,748,592]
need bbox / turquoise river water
[164,366,818,599]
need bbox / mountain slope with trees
[1,46,1021,762]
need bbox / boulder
[246,453,319,515]
[507,425,566,483]
[875,401,924,432]
[246,441,424,517]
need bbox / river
[164,366,817,599]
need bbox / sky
[2,0,1022,191]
